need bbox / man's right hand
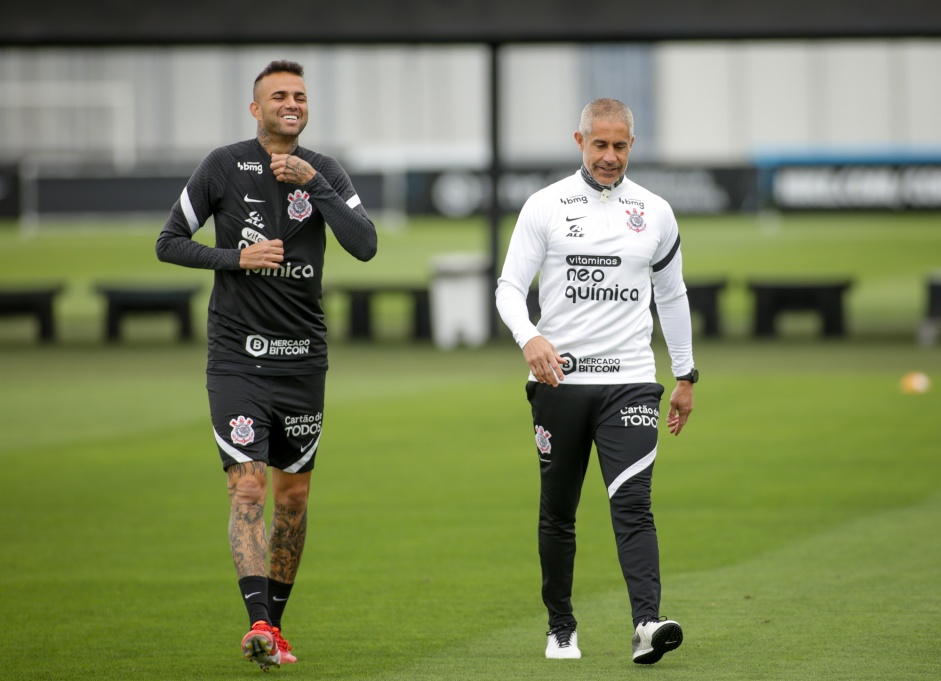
[239,239,284,270]
[523,335,566,387]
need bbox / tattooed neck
[257,126,299,155]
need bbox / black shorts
[207,371,325,473]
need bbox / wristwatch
[675,368,699,384]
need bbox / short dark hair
[253,60,304,97]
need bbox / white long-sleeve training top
[495,169,694,384]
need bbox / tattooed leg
[269,469,311,583]
[227,461,269,578]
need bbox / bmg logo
[245,334,269,357]
[238,161,263,174]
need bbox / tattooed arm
[269,152,377,262]
[270,152,314,185]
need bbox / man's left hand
[666,381,694,436]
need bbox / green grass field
[1,214,940,679]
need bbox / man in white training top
[495,98,696,665]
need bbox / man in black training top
[156,60,377,670]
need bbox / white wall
[657,43,739,163]
[898,41,941,145]
[655,40,941,163]
[1,40,939,171]
[501,45,584,164]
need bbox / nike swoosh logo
[244,592,261,599]
[272,596,288,602]
[301,438,317,454]
[244,195,265,203]
[566,216,586,222]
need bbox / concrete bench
[326,285,431,341]
[0,284,65,342]
[747,279,853,338]
[96,285,201,342]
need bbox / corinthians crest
[229,415,256,446]
[287,189,313,221]
[535,425,553,458]
[536,426,552,454]
[626,207,647,233]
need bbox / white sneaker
[632,618,682,664]
[546,624,581,659]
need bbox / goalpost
[0,82,136,234]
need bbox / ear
[250,100,262,122]
[574,131,585,150]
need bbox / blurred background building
[2,40,941,220]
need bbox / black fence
[4,160,941,222]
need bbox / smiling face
[574,117,634,186]
[250,71,309,145]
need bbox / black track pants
[527,381,664,628]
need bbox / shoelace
[548,625,576,648]
[273,630,292,652]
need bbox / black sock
[238,576,270,626]
[268,578,294,629]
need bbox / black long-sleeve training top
[156,138,377,375]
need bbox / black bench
[326,285,431,341]
[652,279,727,338]
[526,280,727,337]
[97,285,201,342]
[526,288,541,323]
[0,284,65,342]
[747,279,853,338]
[917,275,941,345]
[926,276,941,319]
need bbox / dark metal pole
[487,41,502,340]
